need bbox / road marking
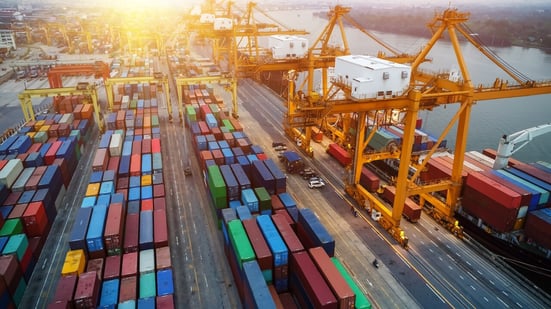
[477,270,483,275]
[496,296,510,308]
[438,256,443,261]
[459,275,464,280]
[429,248,434,253]
[426,283,446,304]
[502,291,508,297]
[176,236,179,246]
[448,265,453,270]
[41,258,48,270]
[456,252,461,257]
[484,297,489,302]
[470,285,476,291]
[490,280,495,285]
[366,279,373,287]
[466,260,471,266]
[516,302,523,308]
[445,244,451,249]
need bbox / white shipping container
[334,55,411,99]
[11,167,35,192]
[109,133,123,157]
[214,18,233,31]
[0,159,24,189]
[139,249,155,274]
[200,13,215,24]
[268,35,308,59]
[59,113,74,125]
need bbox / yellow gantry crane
[18,82,104,132]
[288,8,551,246]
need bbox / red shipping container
[107,156,120,172]
[124,213,139,253]
[513,162,551,185]
[154,209,169,248]
[141,199,153,211]
[86,258,104,281]
[73,271,100,308]
[359,167,380,193]
[327,143,351,167]
[119,276,137,303]
[153,184,165,198]
[151,139,161,153]
[242,219,273,271]
[480,171,532,208]
[142,139,152,154]
[45,141,62,165]
[117,177,129,190]
[28,143,42,154]
[212,149,224,165]
[274,209,294,225]
[22,201,49,237]
[199,150,213,170]
[155,246,172,270]
[129,154,141,177]
[135,128,143,136]
[382,186,422,223]
[104,203,125,253]
[272,214,304,253]
[0,254,22,295]
[462,186,518,233]
[466,172,521,209]
[279,292,299,309]
[482,148,524,167]
[156,294,175,309]
[524,209,551,249]
[103,255,121,280]
[29,235,48,261]
[132,141,142,154]
[92,148,109,172]
[309,247,355,309]
[53,158,71,188]
[257,153,268,161]
[271,195,285,211]
[290,251,337,309]
[121,252,138,278]
[8,203,27,219]
[153,197,166,211]
[269,285,285,309]
[17,152,29,163]
[230,118,243,132]
[73,104,83,119]
[52,274,77,303]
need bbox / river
[268,8,551,163]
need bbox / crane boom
[493,123,551,169]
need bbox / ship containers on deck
[86,258,104,283]
[99,278,120,308]
[252,160,275,195]
[309,247,355,309]
[139,249,156,274]
[130,154,141,176]
[31,188,56,223]
[207,165,227,210]
[220,165,239,202]
[231,163,252,192]
[73,271,100,308]
[122,140,132,156]
[154,209,169,248]
[141,153,152,175]
[222,148,235,165]
[505,167,551,205]
[256,215,289,292]
[22,201,49,237]
[242,260,277,309]
[462,172,521,233]
[103,202,125,255]
[512,162,551,185]
[483,170,537,213]
[278,192,298,222]
[51,274,77,304]
[156,246,172,270]
[38,165,63,197]
[205,113,218,129]
[381,186,422,223]
[271,195,285,212]
[297,208,335,257]
[272,213,304,254]
[0,135,18,156]
[360,166,380,193]
[495,169,549,206]
[0,159,24,189]
[38,142,51,160]
[86,203,108,256]
[236,205,253,221]
[524,208,551,249]
[221,208,238,250]
[119,275,137,304]
[0,254,23,300]
[11,167,35,192]
[140,272,157,299]
[99,131,112,149]
[118,155,131,177]
[190,122,201,136]
[255,187,272,215]
[24,151,44,168]
[242,188,259,213]
[121,251,138,278]
[290,251,338,309]
[8,135,32,155]
[242,218,274,282]
[327,143,352,167]
[264,159,286,194]
[109,133,123,157]
[228,219,256,268]
[142,138,152,154]
[139,210,154,250]
[132,140,142,154]
[157,269,174,296]
[331,257,372,309]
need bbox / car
[308,178,325,189]
[272,141,286,148]
[299,168,317,179]
[274,145,287,151]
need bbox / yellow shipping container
[141,175,152,187]
[61,249,86,276]
[34,120,45,131]
[26,132,36,139]
[85,183,101,197]
[143,116,151,129]
[39,125,50,132]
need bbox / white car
[308,178,325,189]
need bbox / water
[268,9,551,163]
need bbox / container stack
[184,83,372,308]
[47,90,174,308]
[0,99,94,308]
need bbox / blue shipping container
[99,279,120,307]
[264,159,286,193]
[236,205,252,221]
[256,215,288,267]
[242,260,276,309]
[298,208,335,257]
[156,269,174,296]
[139,210,154,250]
[241,189,259,213]
[222,148,235,165]
[220,165,239,202]
[86,203,108,252]
[252,160,275,195]
[0,135,18,155]
[142,154,152,175]
[231,163,251,191]
[118,155,130,178]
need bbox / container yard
[0,1,551,309]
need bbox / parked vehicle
[308,177,325,189]
[299,168,317,180]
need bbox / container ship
[324,124,551,292]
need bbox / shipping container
[297,208,335,257]
[256,215,288,267]
[104,203,125,255]
[327,144,351,167]
[0,159,24,189]
[290,251,337,309]
[331,257,372,309]
[156,246,172,270]
[104,255,121,280]
[119,276,137,303]
[69,207,92,252]
[272,214,303,254]
[86,203,108,255]
[242,219,273,282]
[220,165,239,202]
[74,271,101,308]
[524,208,551,249]
[139,210,154,250]
[228,220,256,268]
[241,189,259,213]
[207,165,227,209]
[231,164,251,191]
[156,269,174,296]
[381,186,422,223]
[264,159,286,194]
[52,274,77,304]
[242,260,277,309]
[360,166,380,193]
[251,160,275,195]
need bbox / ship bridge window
[386,90,393,96]
[383,72,389,80]
[401,70,409,79]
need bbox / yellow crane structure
[288,8,551,246]
[18,82,104,132]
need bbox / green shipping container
[254,187,271,212]
[152,153,163,171]
[3,234,29,261]
[130,100,137,109]
[0,219,24,237]
[151,115,159,128]
[331,257,372,309]
[33,131,48,143]
[139,272,157,298]
[222,119,234,132]
[208,104,220,118]
[228,220,256,269]
[186,106,196,122]
[207,165,227,209]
